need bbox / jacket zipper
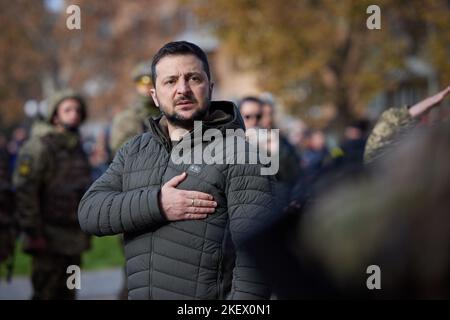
[217,250,223,299]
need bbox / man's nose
[176,79,191,94]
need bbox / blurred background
[0,0,449,299]
[1,0,449,129]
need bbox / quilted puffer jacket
[78,101,274,299]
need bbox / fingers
[185,206,216,214]
[184,190,214,201]
[165,172,187,187]
[185,198,217,208]
[183,213,209,220]
[434,86,450,101]
[410,86,450,117]
[441,86,450,98]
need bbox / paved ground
[0,267,124,300]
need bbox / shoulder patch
[18,154,33,176]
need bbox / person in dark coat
[78,41,274,300]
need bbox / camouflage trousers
[31,252,80,300]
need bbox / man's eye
[190,76,201,82]
[165,79,176,85]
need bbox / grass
[5,235,125,277]
[83,235,125,270]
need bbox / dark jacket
[13,90,91,256]
[13,123,92,255]
[78,101,274,300]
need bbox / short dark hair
[238,96,263,110]
[151,41,211,86]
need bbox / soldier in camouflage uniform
[364,86,450,164]
[13,90,92,300]
[0,146,15,267]
[109,62,160,155]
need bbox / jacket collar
[146,100,244,149]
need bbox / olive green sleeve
[78,136,167,236]
[12,138,49,236]
[364,106,418,164]
[109,110,142,156]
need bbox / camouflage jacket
[13,122,92,255]
[109,95,160,155]
[364,106,418,164]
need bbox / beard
[160,93,211,130]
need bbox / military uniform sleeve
[364,106,418,164]
[12,138,48,236]
[225,156,274,300]
[109,110,141,156]
[78,138,167,236]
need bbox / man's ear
[150,88,159,108]
[209,82,214,98]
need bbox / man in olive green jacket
[79,41,274,300]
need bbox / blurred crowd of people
[245,85,450,299]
